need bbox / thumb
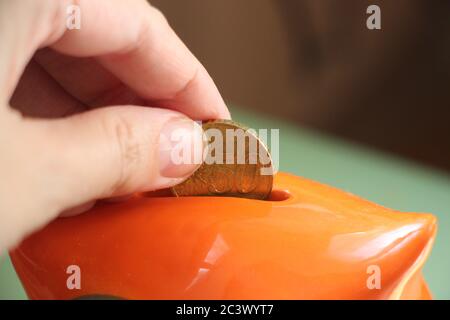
[1,106,204,251]
[28,106,203,213]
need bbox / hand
[0,0,230,252]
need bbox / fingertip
[217,103,232,120]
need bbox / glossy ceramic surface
[10,172,437,299]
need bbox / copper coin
[171,120,273,200]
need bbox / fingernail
[159,117,204,179]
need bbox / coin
[171,120,273,200]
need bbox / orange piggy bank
[10,172,437,299]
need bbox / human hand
[0,0,230,252]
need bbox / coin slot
[142,188,174,198]
[142,188,291,201]
[266,189,291,201]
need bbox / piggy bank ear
[323,211,436,300]
[379,215,436,300]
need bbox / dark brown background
[151,0,450,171]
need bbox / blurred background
[152,0,450,171]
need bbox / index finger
[53,0,230,120]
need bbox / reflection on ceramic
[10,173,437,299]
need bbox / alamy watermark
[66,264,81,290]
[66,5,81,30]
[65,4,382,31]
[366,5,381,30]
[160,121,280,176]
[366,264,381,290]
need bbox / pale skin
[0,0,230,252]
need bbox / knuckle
[102,113,143,193]
[149,6,169,25]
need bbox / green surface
[1,106,449,299]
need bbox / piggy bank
[10,172,437,299]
